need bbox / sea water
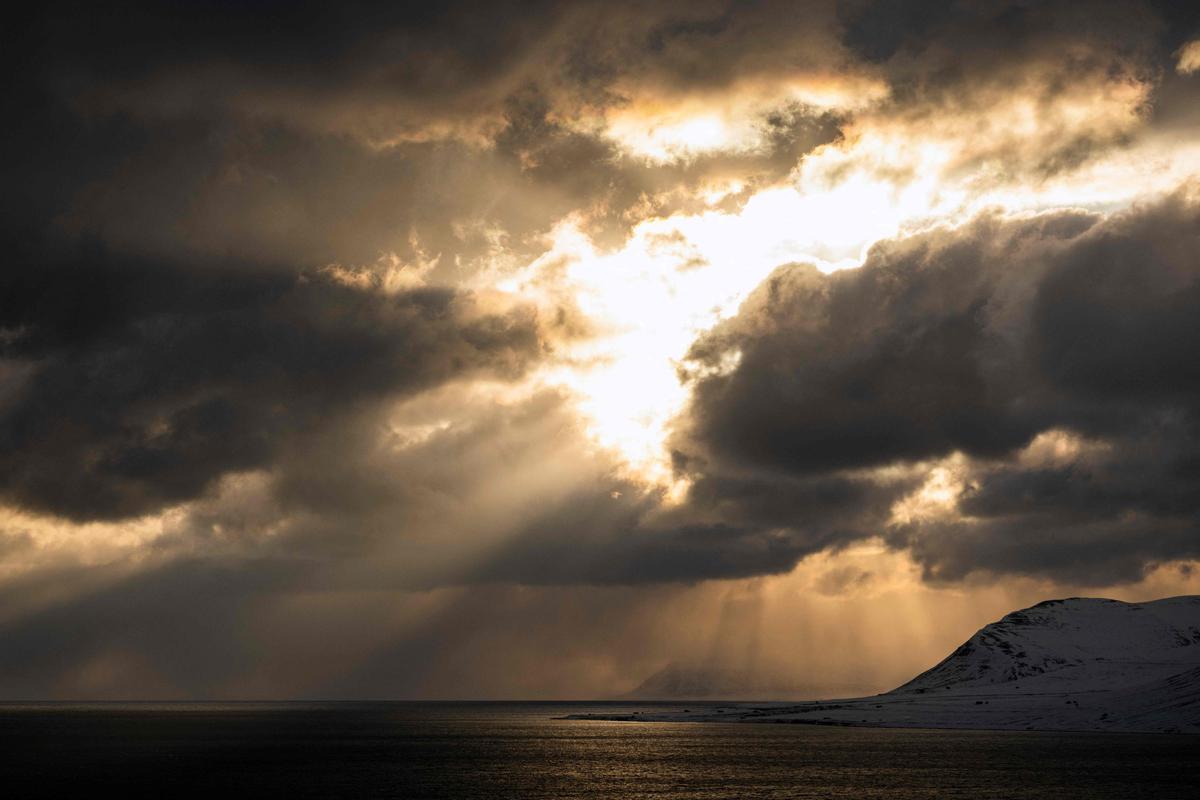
[1,701,1195,798]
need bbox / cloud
[2,0,1200,702]
[5,0,1179,281]
[19,0,858,151]
[830,0,1170,195]
[4,7,848,281]
[1177,39,1200,74]
[676,189,1200,584]
[0,238,545,521]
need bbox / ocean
[1,702,1195,798]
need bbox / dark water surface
[0,702,1196,798]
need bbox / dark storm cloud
[17,0,573,140]
[675,470,918,568]
[3,0,1195,567]
[470,490,806,586]
[842,0,1167,69]
[448,433,919,585]
[28,1,845,128]
[4,1,848,279]
[0,0,846,536]
[893,514,1200,586]
[679,211,1093,475]
[676,191,1200,584]
[0,0,1194,551]
[4,0,1181,283]
[841,0,1178,181]
[3,0,1200,703]
[167,388,849,587]
[0,238,543,521]
[494,89,843,250]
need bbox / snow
[566,596,1200,733]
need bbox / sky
[3,0,1200,700]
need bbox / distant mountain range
[573,596,1200,733]
[624,663,873,702]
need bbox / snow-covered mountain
[569,596,1200,733]
[894,596,1200,695]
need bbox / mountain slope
[894,596,1200,695]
